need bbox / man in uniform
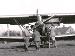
[32,21,44,50]
[45,23,56,48]
[50,23,56,48]
[23,27,32,51]
[32,28,41,50]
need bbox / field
[0,41,75,56]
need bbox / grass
[0,40,75,56]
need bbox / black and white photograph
[0,0,75,56]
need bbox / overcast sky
[0,0,75,32]
[0,0,75,15]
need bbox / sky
[0,0,75,32]
[0,0,75,15]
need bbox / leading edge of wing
[0,37,24,42]
[55,34,75,37]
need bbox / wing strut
[13,18,31,37]
[13,19,23,31]
[13,19,28,37]
[43,15,54,23]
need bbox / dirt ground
[0,40,75,56]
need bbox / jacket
[32,30,41,41]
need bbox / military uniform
[50,26,56,48]
[45,24,56,48]
[32,29,41,50]
[23,28,32,51]
[32,21,43,50]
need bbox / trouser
[34,41,40,50]
[51,37,56,47]
[24,37,29,51]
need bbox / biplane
[0,12,75,42]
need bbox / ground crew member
[32,28,41,50]
[50,23,56,48]
[23,27,32,51]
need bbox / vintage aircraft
[0,12,75,42]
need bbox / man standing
[50,23,56,48]
[23,27,32,51]
[32,21,44,50]
[45,23,56,48]
[32,28,41,50]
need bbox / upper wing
[43,14,75,24]
[53,14,75,24]
[0,15,37,25]
[0,14,49,25]
[0,13,75,24]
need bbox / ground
[0,40,75,56]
